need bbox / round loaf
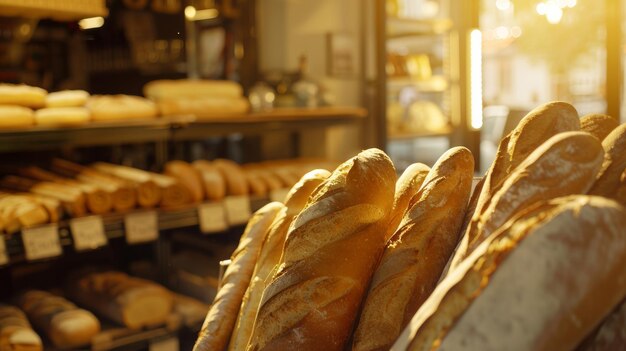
[87,95,158,121]
[588,123,626,197]
[0,105,35,129]
[0,84,46,108]
[35,107,90,126]
[580,113,619,141]
[397,195,626,351]
[46,90,90,108]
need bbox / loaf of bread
[386,163,430,241]
[150,173,193,208]
[0,84,46,108]
[588,123,626,197]
[580,113,619,141]
[34,107,90,127]
[67,271,174,329]
[0,194,50,233]
[213,159,249,196]
[157,97,250,118]
[164,160,205,203]
[352,147,473,351]
[46,90,89,108]
[144,79,244,100]
[466,131,603,257]
[228,169,331,351]
[0,304,42,351]
[193,160,227,201]
[193,202,284,351]
[456,102,579,267]
[91,162,162,208]
[247,148,396,351]
[394,195,626,351]
[245,173,268,197]
[16,290,100,349]
[87,95,158,121]
[576,298,626,351]
[0,106,35,129]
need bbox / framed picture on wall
[326,33,357,78]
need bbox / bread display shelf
[0,107,365,153]
[2,196,271,267]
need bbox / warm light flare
[470,29,483,130]
[78,17,104,30]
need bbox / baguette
[245,173,268,197]
[228,169,331,351]
[91,162,162,208]
[164,160,205,203]
[50,159,137,212]
[0,304,42,351]
[386,163,430,242]
[576,298,626,351]
[459,102,579,263]
[467,131,604,255]
[580,113,619,141]
[194,202,284,351]
[0,195,49,233]
[395,195,626,351]
[213,159,249,196]
[16,290,100,349]
[353,147,473,351]
[0,176,87,217]
[588,123,626,197]
[67,271,173,329]
[247,148,396,351]
[150,173,192,208]
[193,160,227,201]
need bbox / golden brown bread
[614,169,626,206]
[352,147,473,351]
[247,148,396,351]
[385,163,430,242]
[213,159,249,196]
[194,202,284,351]
[0,304,42,351]
[228,169,331,351]
[164,160,205,203]
[466,131,604,255]
[459,102,579,263]
[576,298,626,351]
[91,162,162,208]
[588,123,626,197]
[245,173,268,196]
[580,113,619,141]
[395,195,626,351]
[16,290,100,349]
[193,160,227,201]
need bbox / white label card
[149,337,179,351]
[125,211,158,244]
[198,202,227,234]
[70,216,107,251]
[22,224,62,261]
[224,196,251,226]
[0,237,8,266]
[269,188,290,203]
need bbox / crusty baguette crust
[385,163,430,242]
[247,149,396,351]
[580,113,619,141]
[396,195,626,351]
[193,202,284,351]
[588,123,626,197]
[229,170,330,351]
[468,131,603,253]
[353,147,473,351]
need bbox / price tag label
[0,237,8,266]
[198,202,227,234]
[269,188,290,203]
[22,224,62,261]
[125,211,158,244]
[224,196,251,226]
[149,336,179,351]
[70,216,107,251]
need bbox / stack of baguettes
[192,101,626,351]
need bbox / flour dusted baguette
[353,148,473,351]
[193,160,227,201]
[588,123,626,197]
[247,148,396,351]
[213,159,249,196]
[228,169,331,351]
[194,202,284,351]
[67,271,173,329]
[164,160,204,203]
[16,290,100,349]
[466,131,603,256]
[0,304,42,351]
[580,114,619,141]
[50,159,137,212]
[394,195,626,351]
[576,298,626,351]
[386,163,430,242]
